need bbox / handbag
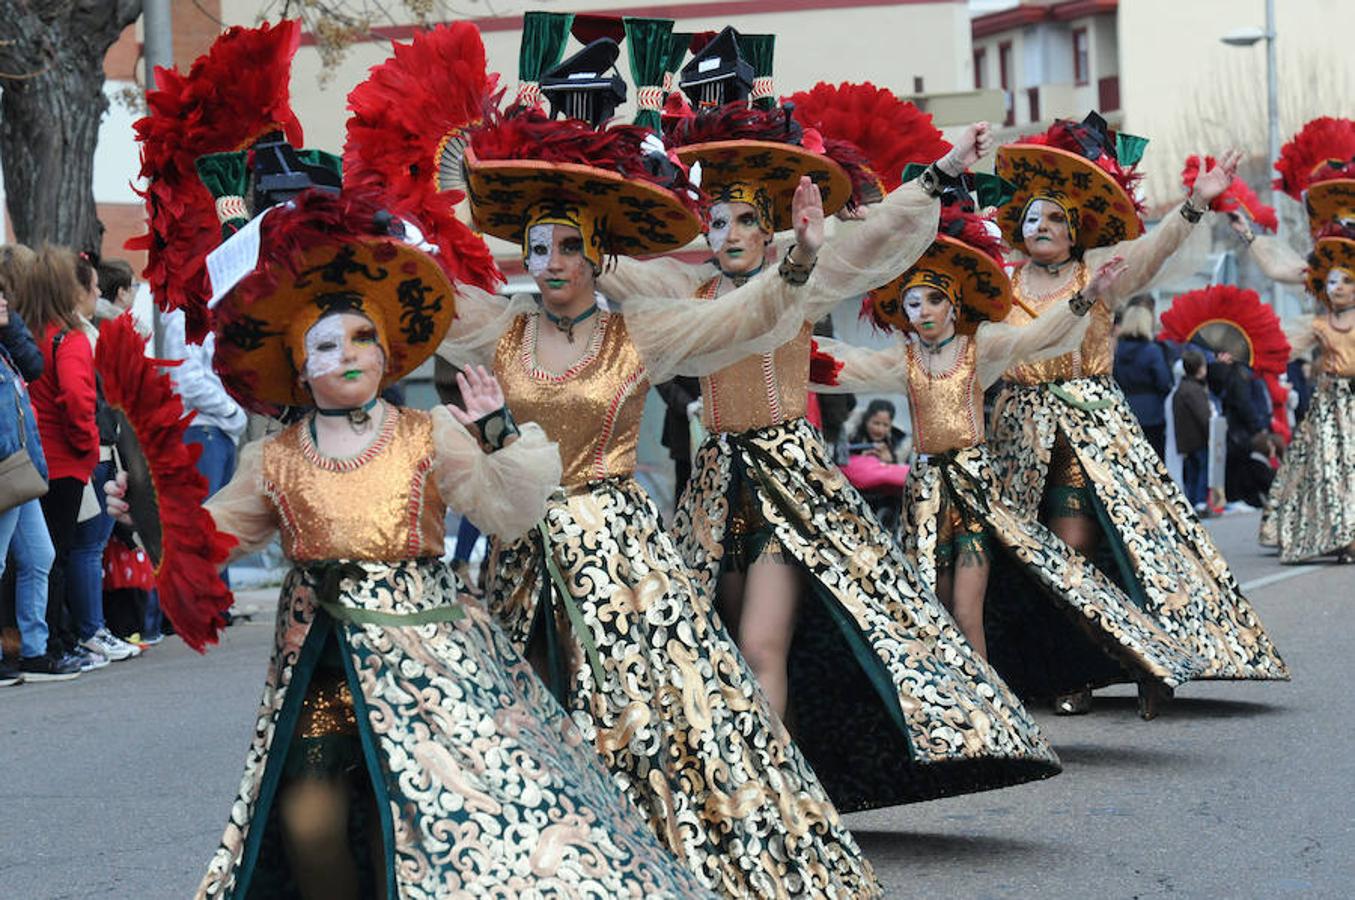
[0,377,48,512]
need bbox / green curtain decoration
[663,31,692,99]
[1115,131,1150,167]
[623,17,674,132]
[735,33,776,109]
[195,151,251,237]
[516,11,575,108]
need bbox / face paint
[526,223,555,276]
[1021,205,1044,241]
[708,202,733,253]
[902,286,930,325]
[303,315,348,380]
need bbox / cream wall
[222,1,973,158]
[1118,0,1355,210]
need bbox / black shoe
[1137,682,1174,721]
[19,653,82,682]
[0,660,20,688]
[1054,689,1093,715]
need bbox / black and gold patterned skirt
[989,376,1289,682]
[673,417,1062,813]
[904,445,1204,699]
[486,477,881,899]
[198,558,711,900]
[1260,375,1355,562]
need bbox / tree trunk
[0,0,143,253]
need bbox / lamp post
[1221,0,1283,312]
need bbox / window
[998,41,1014,126]
[973,46,986,90]
[1073,27,1089,85]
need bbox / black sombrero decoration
[863,195,1012,335]
[995,111,1146,252]
[1307,236,1355,311]
[1274,117,1355,240]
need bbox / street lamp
[1220,1,1282,311]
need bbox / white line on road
[1241,565,1324,593]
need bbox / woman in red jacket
[17,246,99,668]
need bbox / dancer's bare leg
[736,554,799,720]
[279,776,360,900]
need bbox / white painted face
[303,315,347,380]
[1021,204,1044,242]
[707,202,734,253]
[903,286,956,332]
[1327,266,1355,306]
[526,223,556,276]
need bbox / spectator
[0,258,78,684]
[1114,305,1173,461]
[1173,350,1211,511]
[1207,354,1271,509]
[841,399,910,531]
[12,246,102,670]
[95,257,136,322]
[654,376,700,500]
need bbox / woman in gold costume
[114,23,717,900]
[346,24,882,897]
[987,112,1288,716]
[811,191,1202,719]
[1237,117,1355,564]
[599,70,1062,812]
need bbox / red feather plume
[95,314,237,653]
[1273,116,1355,199]
[1182,155,1278,232]
[809,338,843,386]
[1159,283,1290,377]
[1019,119,1146,217]
[939,203,1006,264]
[343,22,503,292]
[784,81,951,193]
[127,20,304,343]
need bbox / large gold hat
[674,139,852,231]
[996,143,1143,251]
[1305,179,1355,237]
[1307,236,1355,311]
[865,231,1011,336]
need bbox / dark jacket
[1,315,44,383]
[1113,337,1173,428]
[0,341,49,480]
[1172,376,1211,456]
[1208,361,1263,449]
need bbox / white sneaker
[80,628,135,662]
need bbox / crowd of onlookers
[0,244,177,686]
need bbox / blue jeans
[1182,448,1208,507]
[0,498,55,658]
[185,425,238,591]
[69,459,116,641]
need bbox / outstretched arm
[598,253,714,300]
[808,336,907,394]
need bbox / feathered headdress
[783,81,951,200]
[1273,116,1355,199]
[343,21,504,292]
[1182,155,1278,233]
[127,20,304,343]
[1159,284,1290,377]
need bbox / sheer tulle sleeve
[975,301,1089,388]
[1248,235,1309,285]
[204,440,278,563]
[430,406,562,541]
[436,284,529,369]
[803,181,940,320]
[807,336,907,394]
[599,254,714,300]
[1285,314,1320,359]
[1085,204,1197,309]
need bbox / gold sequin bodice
[261,408,445,561]
[695,277,812,433]
[1005,262,1110,384]
[906,336,984,454]
[495,312,649,487]
[1314,316,1355,376]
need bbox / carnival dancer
[1232,117,1355,563]
[114,22,717,900]
[345,24,884,896]
[810,189,1203,717]
[987,112,1288,716]
[599,71,1061,810]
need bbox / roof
[972,0,1117,39]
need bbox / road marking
[1241,565,1324,593]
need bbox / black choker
[1030,257,1075,276]
[719,262,764,289]
[918,333,957,353]
[315,397,379,434]
[541,302,599,343]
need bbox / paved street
[2,511,1350,899]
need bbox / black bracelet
[1068,290,1096,316]
[778,244,816,285]
[1180,197,1206,224]
[916,164,945,199]
[472,405,520,451]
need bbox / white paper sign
[206,207,272,309]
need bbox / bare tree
[0,0,142,252]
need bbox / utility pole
[142,0,172,354]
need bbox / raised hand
[446,364,507,426]
[938,122,993,176]
[1087,255,1129,300]
[1189,149,1243,205]
[791,175,825,257]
